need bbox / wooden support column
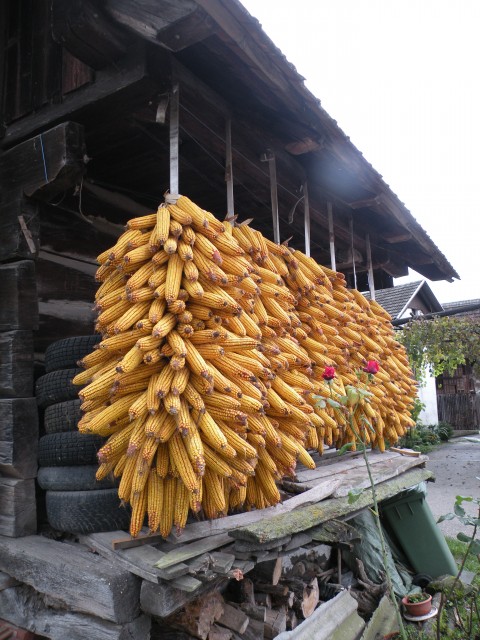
[261,150,280,244]
[366,234,375,300]
[350,216,357,290]
[225,118,234,217]
[169,83,180,195]
[327,201,336,271]
[0,121,86,537]
[303,182,311,257]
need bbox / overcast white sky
[240,0,479,304]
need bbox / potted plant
[401,592,433,617]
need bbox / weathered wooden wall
[437,393,479,430]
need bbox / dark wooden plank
[332,456,427,498]
[104,0,198,43]
[293,451,399,484]
[0,398,39,479]
[167,478,340,545]
[140,576,228,619]
[0,261,38,331]
[0,197,40,262]
[2,44,152,148]
[81,531,189,583]
[52,0,130,70]
[0,535,141,623]
[0,478,37,537]
[0,121,86,200]
[0,331,34,398]
[0,583,151,640]
[229,469,435,544]
[154,533,233,570]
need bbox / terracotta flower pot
[401,594,432,617]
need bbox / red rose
[363,360,379,375]
[322,366,336,381]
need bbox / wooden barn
[0,1,460,639]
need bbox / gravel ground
[425,436,480,538]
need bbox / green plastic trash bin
[381,489,458,579]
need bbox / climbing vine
[397,315,480,383]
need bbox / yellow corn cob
[118,449,140,502]
[183,383,206,413]
[162,389,180,415]
[184,423,205,475]
[127,391,148,421]
[203,468,226,516]
[132,452,150,496]
[78,392,141,434]
[130,488,148,537]
[155,442,169,478]
[147,470,163,533]
[196,410,229,452]
[203,443,232,477]
[152,312,177,338]
[173,480,190,532]
[168,432,199,493]
[112,301,151,334]
[164,253,184,303]
[163,236,178,255]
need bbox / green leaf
[468,539,480,555]
[312,396,326,409]
[337,443,355,456]
[456,495,474,503]
[326,398,341,409]
[437,513,455,523]
[348,487,364,504]
[457,532,471,543]
[454,503,466,517]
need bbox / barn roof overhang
[6,0,458,284]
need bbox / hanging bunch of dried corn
[75,195,416,538]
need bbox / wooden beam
[365,234,375,299]
[0,535,141,623]
[2,44,150,148]
[303,181,311,257]
[285,137,323,156]
[52,0,131,70]
[327,201,336,270]
[0,399,38,479]
[0,121,86,200]
[383,232,413,243]
[169,82,180,194]
[348,196,382,210]
[229,468,434,544]
[105,0,200,43]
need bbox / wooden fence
[437,393,479,430]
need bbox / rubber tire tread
[37,465,118,491]
[45,335,101,373]
[44,399,83,434]
[36,369,83,408]
[46,489,130,534]
[38,432,104,467]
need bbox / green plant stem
[437,506,480,640]
[358,424,407,640]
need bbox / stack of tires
[36,336,130,535]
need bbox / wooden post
[261,150,280,244]
[350,216,357,289]
[169,82,180,195]
[225,118,234,218]
[303,181,311,257]
[327,201,336,270]
[366,234,375,300]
